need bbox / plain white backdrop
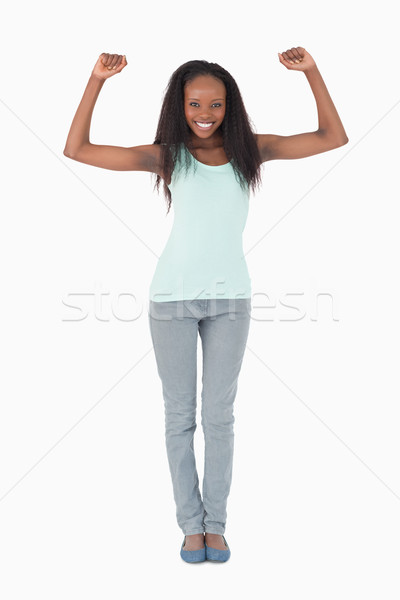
[1,0,399,598]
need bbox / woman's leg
[148,300,205,535]
[198,297,252,535]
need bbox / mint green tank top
[149,143,252,302]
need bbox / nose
[197,110,212,119]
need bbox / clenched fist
[277,47,316,72]
[91,53,128,81]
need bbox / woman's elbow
[330,135,349,149]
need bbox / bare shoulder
[129,143,162,173]
[254,133,278,162]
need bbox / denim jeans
[148,297,251,536]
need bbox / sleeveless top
[149,142,252,302]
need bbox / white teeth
[195,122,213,128]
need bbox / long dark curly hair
[152,59,263,214]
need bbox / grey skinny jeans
[148,297,251,536]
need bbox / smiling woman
[63,49,348,562]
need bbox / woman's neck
[188,132,224,150]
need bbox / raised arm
[63,53,161,174]
[256,47,349,162]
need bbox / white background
[1,0,399,598]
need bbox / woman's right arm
[63,53,161,174]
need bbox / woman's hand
[277,47,316,72]
[91,53,128,81]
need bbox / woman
[64,48,348,563]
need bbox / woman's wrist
[90,72,106,84]
[304,63,319,77]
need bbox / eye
[189,102,222,108]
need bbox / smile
[195,121,214,129]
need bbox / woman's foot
[183,533,205,550]
[205,533,228,550]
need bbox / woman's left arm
[256,47,349,162]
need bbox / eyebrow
[188,97,225,101]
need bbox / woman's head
[153,59,262,213]
[183,74,226,142]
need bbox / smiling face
[183,74,226,143]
